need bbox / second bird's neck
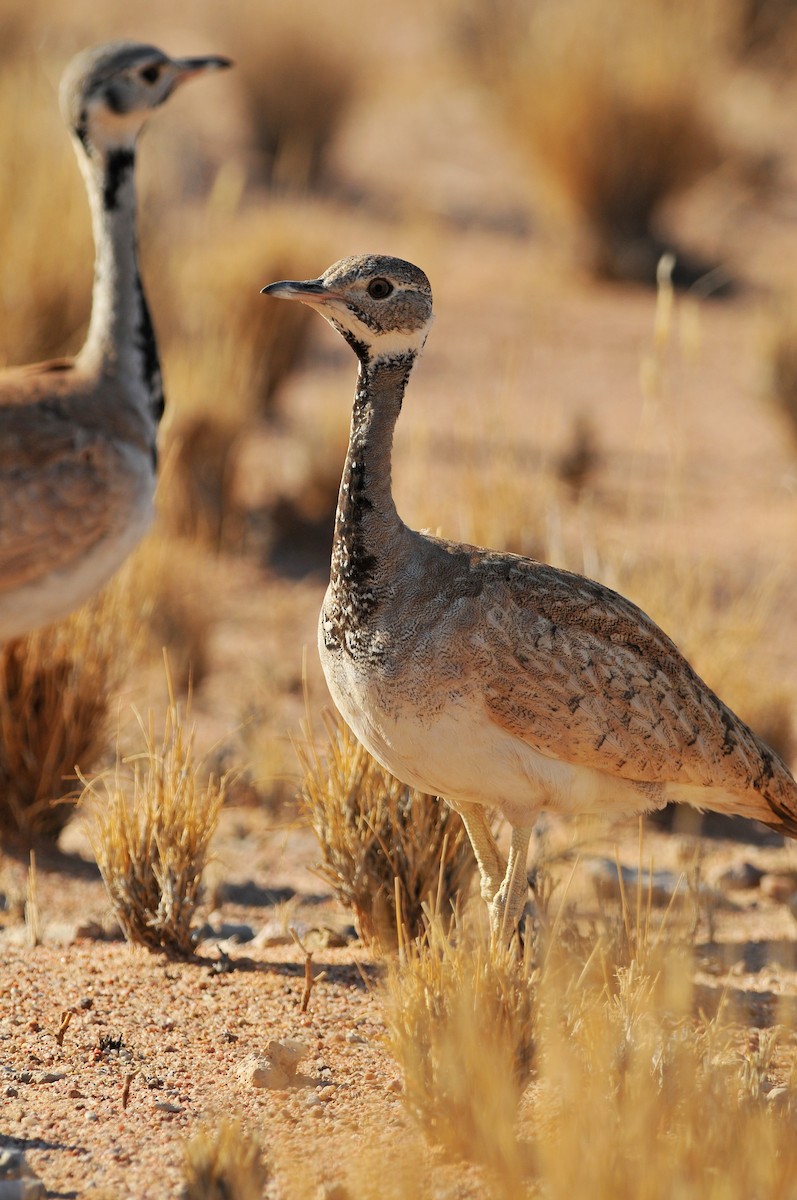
[75,142,164,425]
[330,352,415,604]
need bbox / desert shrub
[383,917,534,1184]
[298,715,479,950]
[450,0,723,282]
[182,1117,268,1200]
[223,13,358,192]
[0,592,133,841]
[84,692,225,956]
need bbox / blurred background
[3,0,797,814]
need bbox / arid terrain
[5,1,797,1197]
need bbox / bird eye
[367,278,393,300]
[140,64,162,84]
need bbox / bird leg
[490,824,533,942]
[449,801,506,904]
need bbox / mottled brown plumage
[264,253,797,936]
[0,42,230,640]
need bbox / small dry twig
[290,926,326,1013]
[55,1011,72,1047]
[121,1071,134,1110]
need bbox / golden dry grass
[83,686,226,956]
[0,590,134,841]
[223,15,359,193]
[380,848,797,1200]
[182,1117,269,1200]
[298,713,479,950]
[383,917,534,1187]
[451,0,724,281]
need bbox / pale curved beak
[261,279,327,301]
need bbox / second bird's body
[0,42,230,640]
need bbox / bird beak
[171,55,233,86]
[261,279,329,303]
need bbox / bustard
[0,42,230,640]
[264,254,797,937]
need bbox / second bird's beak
[172,54,233,86]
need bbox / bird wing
[463,553,784,797]
[0,401,130,590]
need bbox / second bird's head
[263,254,434,365]
[60,41,231,156]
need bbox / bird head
[262,254,434,364]
[60,41,231,155]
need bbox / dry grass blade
[0,591,132,841]
[298,713,478,951]
[181,1117,269,1200]
[84,687,225,957]
[383,915,534,1186]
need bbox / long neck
[330,352,415,601]
[74,140,164,425]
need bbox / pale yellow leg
[449,801,506,904]
[490,824,533,942]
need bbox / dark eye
[367,278,393,300]
[140,64,162,84]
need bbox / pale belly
[320,641,664,827]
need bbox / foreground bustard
[0,42,230,640]
[264,253,797,937]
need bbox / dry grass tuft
[383,917,534,1185]
[451,0,723,281]
[181,1116,269,1200]
[84,688,226,956]
[382,843,797,1199]
[298,714,478,951]
[0,592,133,841]
[225,16,358,192]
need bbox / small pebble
[4,1087,17,1099]
[155,1101,183,1114]
[345,1031,365,1045]
[318,1086,337,1101]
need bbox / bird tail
[666,782,797,840]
